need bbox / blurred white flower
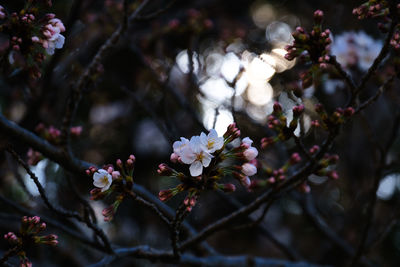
[331,31,382,71]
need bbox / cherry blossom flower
[173,137,190,156]
[93,169,112,192]
[42,17,66,55]
[200,129,224,153]
[180,136,213,176]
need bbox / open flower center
[207,140,215,149]
[196,152,205,161]
[100,175,109,185]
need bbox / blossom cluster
[88,155,135,221]
[158,124,259,211]
[4,216,58,267]
[0,3,65,78]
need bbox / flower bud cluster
[285,10,332,88]
[314,103,355,130]
[250,152,303,190]
[261,102,305,149]
[352,0,389,20]
[314,153,340,180]
[4,215,58,267]
[285,10,331,62]
[87,155,135,221]
[0,3,64,79]
[157,124,259,211]
[35,123,82,145]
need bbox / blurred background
[1,0,400,266]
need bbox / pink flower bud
[222,183,236,192]
[157,163,173,176]
[158,189,173,202]
[290,153,301,164]
[309,145,320,154]
[70,126,82,137]
[168,18,180,29]
[240,176,251,188]
[292,105,305,117]
[273,102,282,113]
[241,163,257,176]
[170,152,179,163]
[328,171,339,180]
[111,171,120,180]
[102,206,115,221]
[116,159,123,168]
[32,36,40,43]
[313,10,324,24]
[126,159,134,168]
[300,182,311,193]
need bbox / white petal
[101,181,111,192]
[93,179,105,188]
[180,146,196,164]
[208,129,218,139]
[202,153,212,167]
[189,136,202,153]
[199,132,208,146]
[242,137,253,146]
[54,34,65,49]
[214,137,224,151]
[189,161,203,176]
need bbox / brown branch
[216,192,301,260]
[0,245,21,266]
[350,110,400,266]
[329,56,357,95]
[355,76,394,115]
[87,245,327,267]
[134,0,179,21]
[0,194,105,252]
[171,202,189,257]
[300,194,373,267]
[350,17,397,106]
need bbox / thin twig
[60,0,151,149]
[5,147,114,254]
[126,190,170,226]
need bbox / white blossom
[180,136,213,176]
[93,169,112,192]
[200,129,224,153]
[173,137,190,156]
[331,31,382,71]
[42,18,66,55]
